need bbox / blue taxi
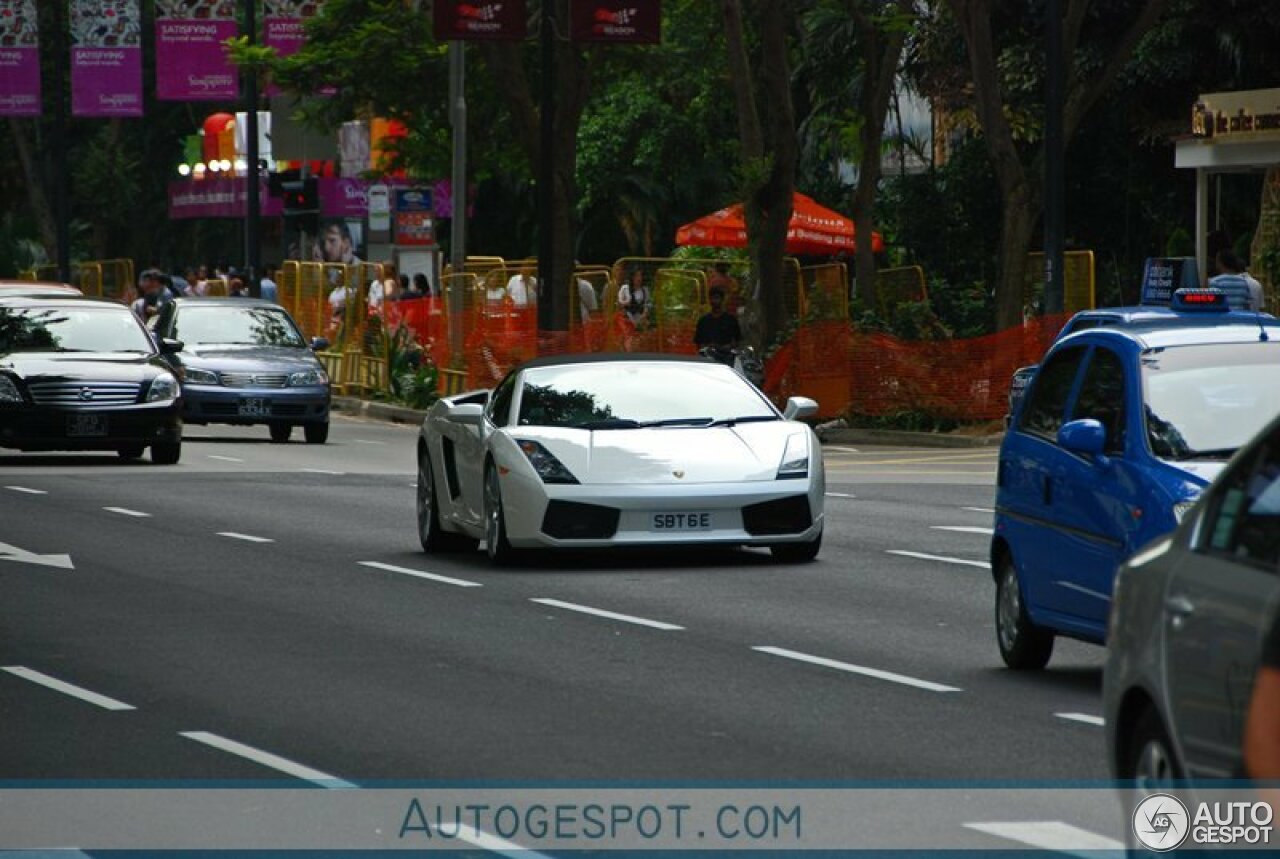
[992,289,1280,668]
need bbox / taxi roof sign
[1171,287,1230,311]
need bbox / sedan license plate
[651,511,712,531]
[66,413,107,437]
[238,397,270,417]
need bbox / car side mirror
[783,396,818,421]
[160,338,184,354]
[447,403,485,426]
[1058,418,1107,458]
[310,336,330,352]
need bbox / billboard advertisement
[155,0,238,101]
[0,0,39,116]
[69,0,142,117]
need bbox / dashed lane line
[530,598,684,631]
[930,525,994,536]
[179,731,356,789]
[962,822,1123,854]
[824,492,857,499]
[359,561,483,589]
[300,468,346,475]
[207,455,244,463]
[885,550,990,570]
[103,507,151,518]
[217,532,275,544]
[2,666,135,711]
[5,486,47,495]
[962,506,995,514]
[1055,712,1105,727]
[753,646,961,693]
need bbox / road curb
[818,427,1004,448]
[331,396,1004,448]
[331,396,426,426]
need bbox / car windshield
[0,305,153,354]
[173,305,305,347]
[1142,341,1280,459]
[517,362,776,429]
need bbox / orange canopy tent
[675,192,884,256]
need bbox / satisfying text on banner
[155,0,237,101]
[69,0,142,117]
[0,0,40,116]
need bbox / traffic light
[280,175,319,234]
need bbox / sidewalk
[330,397,1005,449]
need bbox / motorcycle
[699,344,765,389]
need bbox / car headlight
[777,433,809,479]
[0,375,21,403]
[146,373,179,403]
[289,368,329,387]
[182,367,219,385]
[517,439,579,484]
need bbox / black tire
[995,553,1054,670]
[1124,708,1182,788]
[770,528,822,562]
[304,421,329,444]
[418,450,475,553]
[150,440,181,465]
[269,422,292,443]
[117,444,145,460]
[483,462,519,566]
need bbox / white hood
[516,423,801,484]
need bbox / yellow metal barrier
[1025,250,1096,314]
[438,367,468,396]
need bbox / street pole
[535,0,556,334]
[244,0,262,295]
[52,1,70,283]
[448,40,466,359]
[1043,0,1065,315]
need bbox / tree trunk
[8,118,57,262]
[995,181,1039,330]
[851,0,911,308]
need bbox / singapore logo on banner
[433,1,527,40]
[570,0,660,43]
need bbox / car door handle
[1165,594,1195,631]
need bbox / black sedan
[152,298,331,443]
[0,295,183,463]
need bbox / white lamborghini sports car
[416,354,825,565]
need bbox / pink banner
[0,0,39,116]
[264,1,324,96]
[156,1,238,101]
[168,177,284,219]
[69,0,142,117]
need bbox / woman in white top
[616,267,651,328]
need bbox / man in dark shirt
[694,287,742,361]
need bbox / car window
[1202,430,1280,570]
[171,306,305,347]
[486,372,517,426]
[0,305,154,354]
[1071,346,1127,454]
[1018,346,1085,440]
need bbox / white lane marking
[435,823,549,859]
[931,525,994,536]
[530,598,684,631]
[753,646,961,693]
[103,506,151,518]
[207,454,244,463]
[218,532,274,543]
[300,468,345,475]
[179,731,356,789]
[2,666,135,711]
[962,506,995,514]
[823,445,861,453]
[359,561,483,589]
[825,492,857,499]
[353,439,386,445]
[5,486,47,495]
[963,821,1123,853]
[886,550,990,570]
[1055,712,1105,727]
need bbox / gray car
[153,297,331,444]
[1104,412,1280,784]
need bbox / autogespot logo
[1133,793,1190,852]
